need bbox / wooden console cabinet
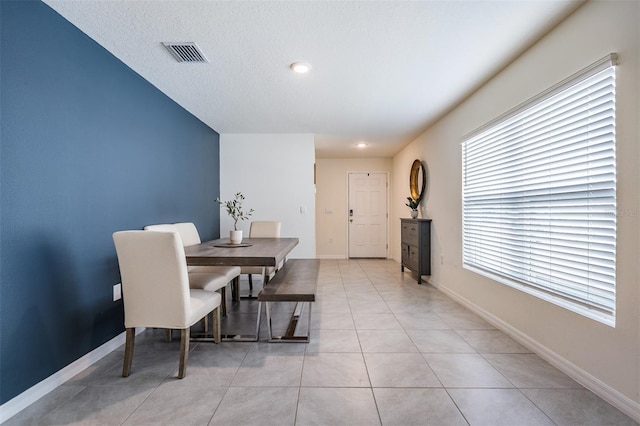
[400,218,432,284]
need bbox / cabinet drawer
[402,243,419,270]
[401,243,410,265]
[401,223,419,246]
[408,245,419,270]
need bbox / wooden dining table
[184,237,299,268]
[184,237,299,341]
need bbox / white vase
[410,210,418,219]
[229,230,243,245]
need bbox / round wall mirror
[410,159,426,202]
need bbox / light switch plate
[113,283,122,301]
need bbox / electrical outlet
[113,283,122,301]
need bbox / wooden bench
[257,259,319,342]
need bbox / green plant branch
[215,192,254,230]
[405,196,420,210]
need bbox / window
[461,54,617,326]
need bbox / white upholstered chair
[144,223,240,315]
[242,221,282,293]
[113,230,221,379]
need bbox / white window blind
[462,54,617,326]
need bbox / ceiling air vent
[162,42,209,63]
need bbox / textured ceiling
[43,0,583,158]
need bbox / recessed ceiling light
[356,143,368,148]
[290,62,312,74]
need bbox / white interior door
[348,172,388,258]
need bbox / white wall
[220,134,316,259]
[315,158,393,258]
[391,0,639,418]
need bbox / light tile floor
[5,259,638,425]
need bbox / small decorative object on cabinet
[401,218,431,284]
[405,196,420,219]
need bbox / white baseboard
[0,328,142,424]
[428,277,640,423]
[315,254,346,259]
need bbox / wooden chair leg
[123,328,135,377]
[248,274,253,292]
[178,328,190,379]
[220,287,227,316]
[232,276,240,301]
[165,329,172,343]
[212,307,221,343]
[200,316,209,335]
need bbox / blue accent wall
[0,1,220,404]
